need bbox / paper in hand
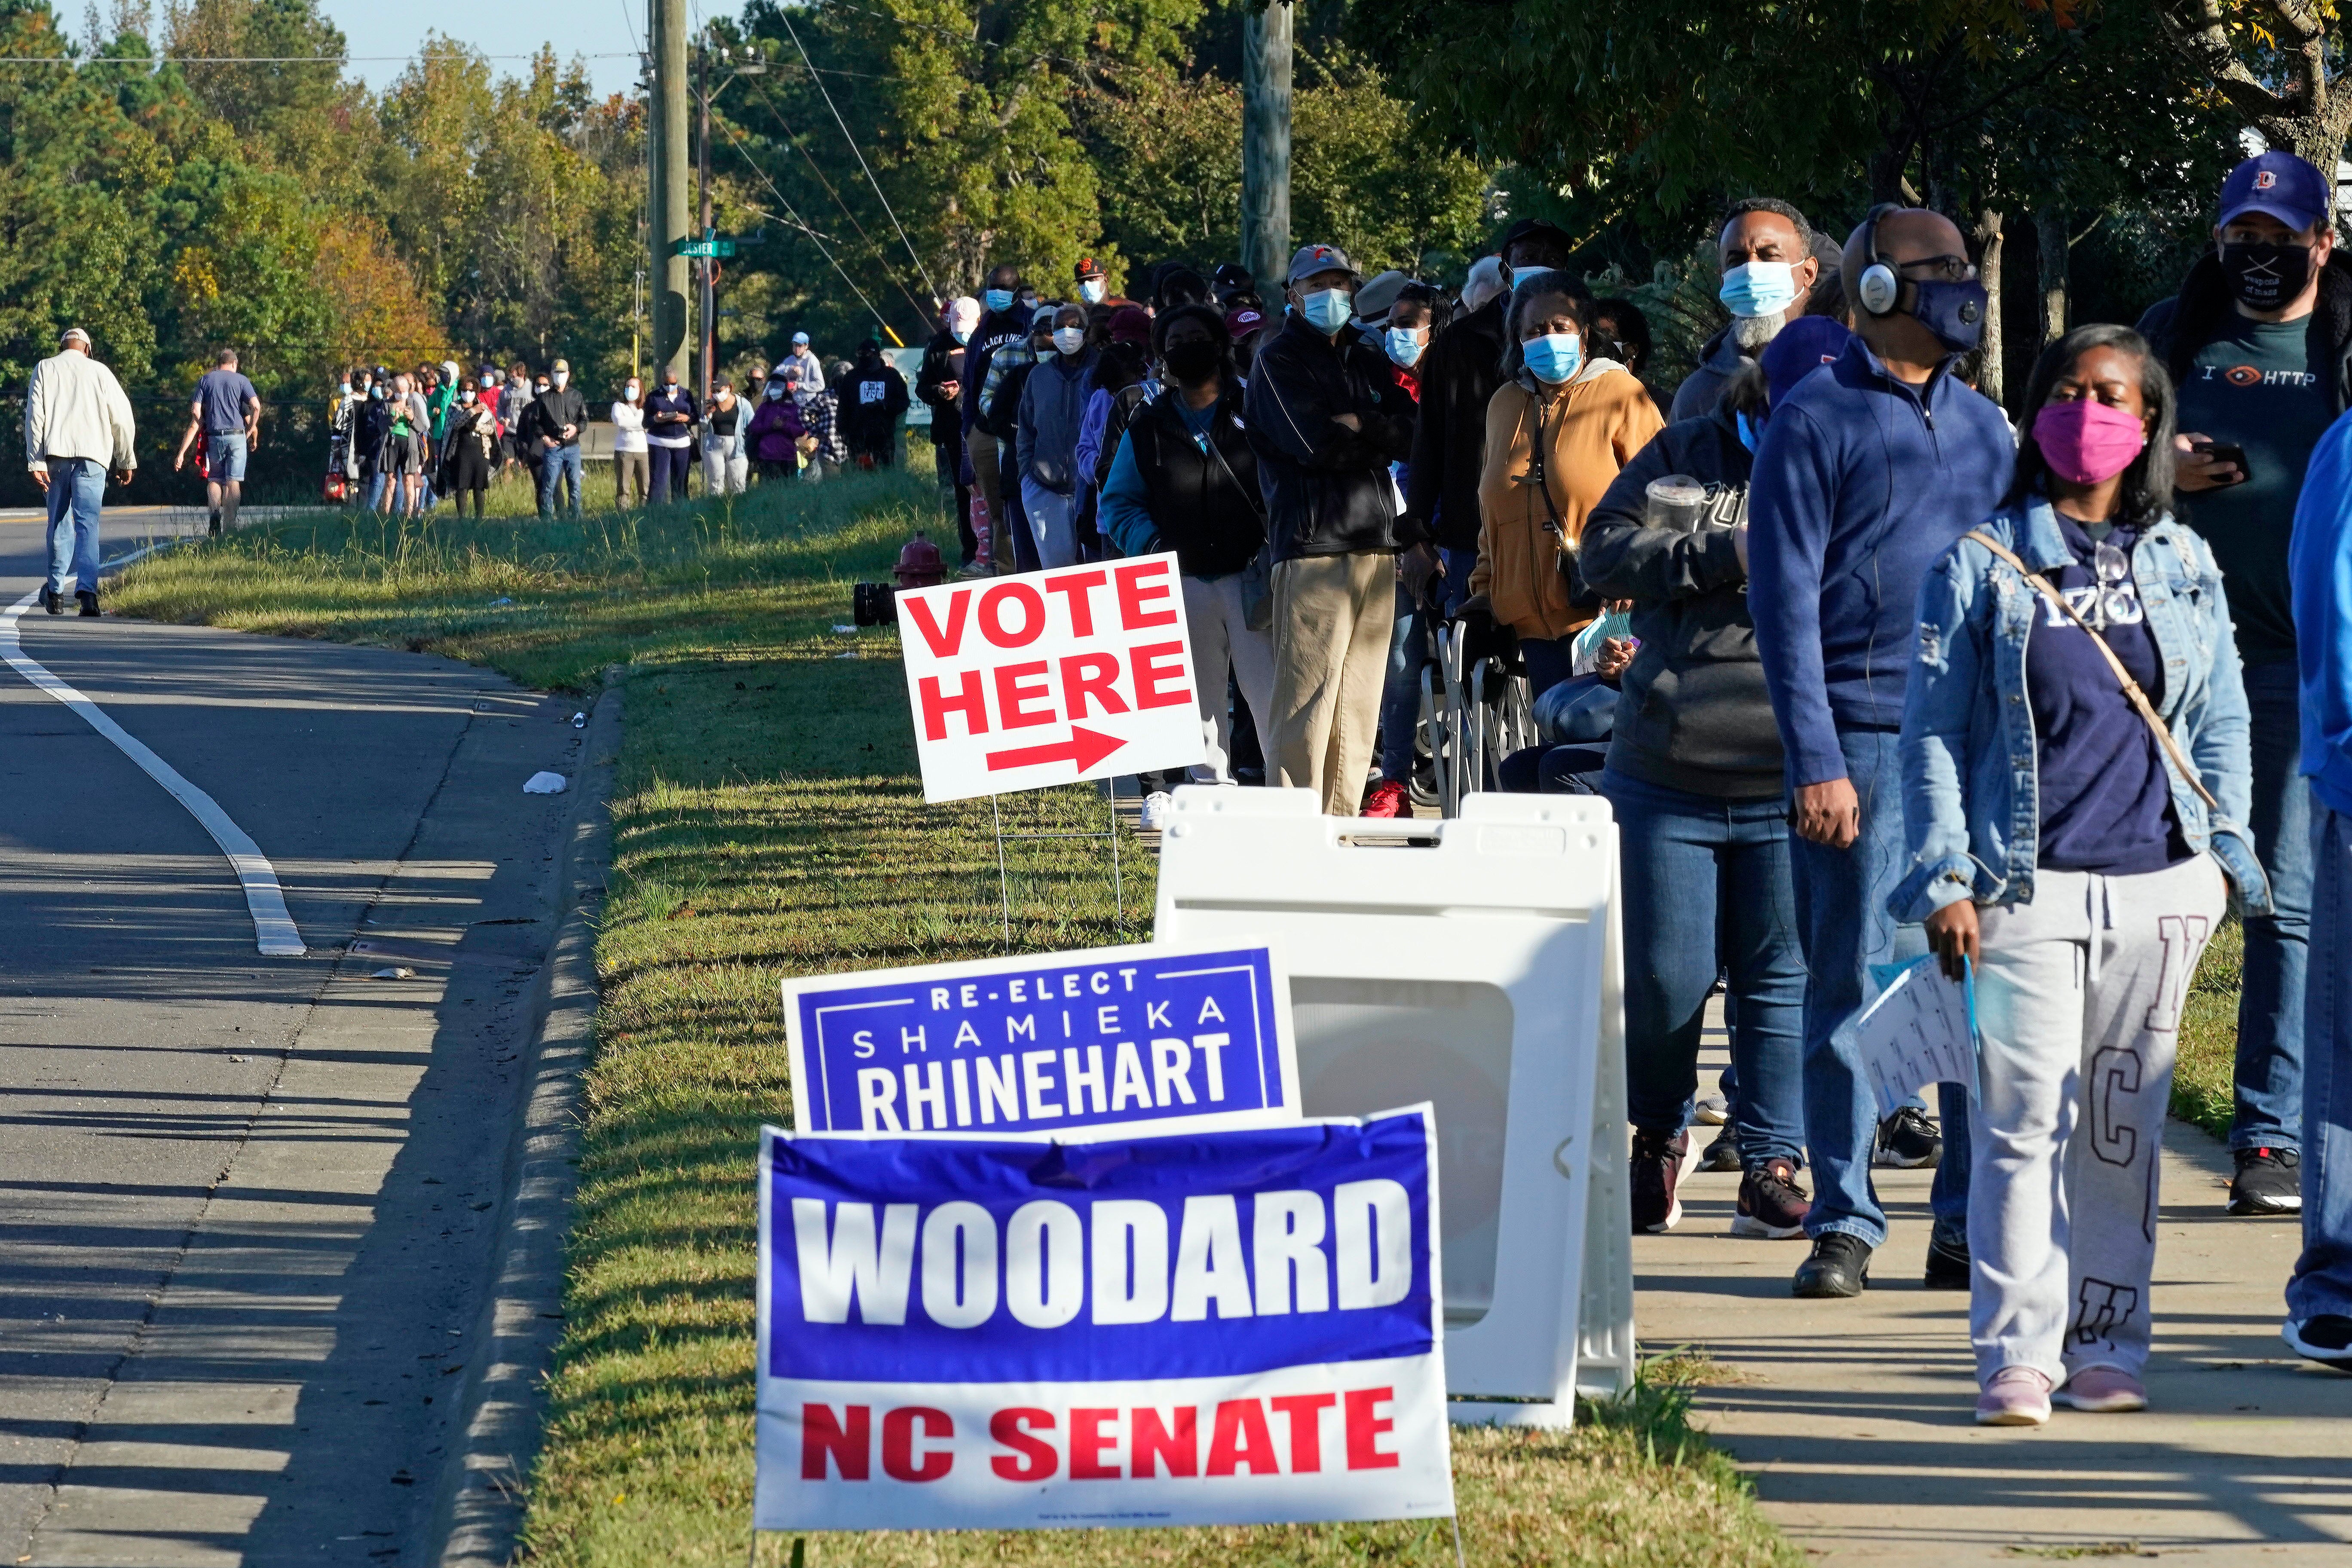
[1851,955,1977,1118]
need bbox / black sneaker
[207,511,221,535]
[38,585,61,616]
[1733,1159,1810,1239]
[2230,1147,2302,1215]
[1793,1232,1873,1297]
[1925,1226,1971,1289]
[2283,1314,2352,1371]
[1629,1128,1687,1234]
[1697,1123,1742,1172]
[75,590,99,618]
[1875,1105,1943,1168]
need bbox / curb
[430,666,625,1566]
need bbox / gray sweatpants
[1968,853,2225,1384]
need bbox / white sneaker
[1139,791,1173,831]
[1694,1095,1730,1126]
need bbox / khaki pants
[1269,552,1396,816]
[1182,573,1279,784]
[968,431,1011,566]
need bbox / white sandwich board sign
[1153,787,1635,1426]
[894,555,1207,803]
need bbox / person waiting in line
[839,340,910,469]
[1589,297,1660,410]
[781,330,824,392]
[1579,321,1851,1242]
[382,370,429,519]
[979,314,1051,569]
[1461,273,1665,698]
[1099,306,1272,785]
[2138,150,2351,1218]
[1895,325,2264,1424]
[961,264,1032,573]
[1363,280,1448,819]
[611,376,649,507]
[920,297,980,565]
[1015,303,1099,569]
[1672,198,1825,420]
[701,377,748,496]
[532,360,588,520]
[444,376,499,518]
[797,364,851,484]
[1750,206,2018,1300]
[745,373,805,481]
[646,365,696,503]
[1244,243,1420,816]
[1074,307,1158,553]
[355,370,392,513]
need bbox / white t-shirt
[611,401,648,453]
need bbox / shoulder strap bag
[1962,529,2218,812]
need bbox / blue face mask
[1522,332,1583,385]
[1300,287,1354,334]
[1385,327,1424,368]
[984,288,1015,313]
[1735,410,1760,452]
[1718,260,1801,319]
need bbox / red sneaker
[1361,779,1410,818]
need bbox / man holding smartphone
[2140,150,2352,1217]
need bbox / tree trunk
[2036,209,2068,351]
[1972,206,2004,409]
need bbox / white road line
[3,544,306,956]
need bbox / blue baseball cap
[2217,151,2330,233]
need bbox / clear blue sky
[317,0,646,99]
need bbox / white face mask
[460,389,476,403]
[1052,326,1087,355]
[552,372,569,388]
[1079,277,1107,304]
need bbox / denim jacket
[1890,497,2272,922]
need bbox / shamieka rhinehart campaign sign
[753,1109,1454,1533]
[781,943,1298,1139]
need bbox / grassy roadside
[111,476,1798,1567]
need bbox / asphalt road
[0,513,590,1565]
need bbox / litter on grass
[369,967,416,980]
[524,772,568,794]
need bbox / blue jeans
[2235,659,2313,1153]
[2290,804,2352,1320]
[1438,547,1477,615]
[1788,727,1972,1247]
[1605,769,1807,1165]
[538,442,583,517]
[1379,582,1428,782]
[1520,634,1577,700]
[44,457,104,593]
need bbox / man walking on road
[533,359,587,519]
[172,348,260,535]
[24,326,136,617]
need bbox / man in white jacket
[24,327,137,617]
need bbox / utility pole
[649,0,690,386]
[1240,0,1292,298]
[697,35,715,403]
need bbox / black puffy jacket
[1120,384,1264,578]
[1243,313,1419,562]
[1577,404,1783,799]
[1405,293,1507,550]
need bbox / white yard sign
[894,555,1207,803]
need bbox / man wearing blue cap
[2140,149,2350,1219]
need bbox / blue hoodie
[2292,408,2352,817]
[1747,337,2015,787]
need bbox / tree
[2156,0,2352,172]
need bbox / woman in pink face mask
[1892,323,2268,1428]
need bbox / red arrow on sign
[984,725,1128,774]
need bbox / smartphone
[2193,440,2252,484]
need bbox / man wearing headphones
[1749,207,2016,1298]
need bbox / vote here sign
[783,943,1298,1140]
[894,554,1207,803]
[753,1109,1455,1532]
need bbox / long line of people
[955,147,2352,1421]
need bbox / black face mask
[2221,240,2314,311]
[1161,340,1223,385]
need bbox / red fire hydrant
[893,533,946,590]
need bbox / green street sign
[675,238,736,258]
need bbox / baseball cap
[1352,270,1410,325]
[792,331,811,345]
[551,358,570,373]
[59,327,89,346]
[1760,317,1853,409]
[2217,150,2330,233]
[1285,243,1358,287]
[1107,305,1152,346]
[1225,305,1267,339]
[1075,256,1107,280]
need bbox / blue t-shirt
[196,368,257,434]
[2025,512,2187,874]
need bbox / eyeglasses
[1895,254,1978,284]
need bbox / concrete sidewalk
[1637,1030,2349,1564]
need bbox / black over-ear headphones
[1854,202,1904,317]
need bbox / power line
[776,9,942,305]
[743,74,935,323]
[711,110,902,345]
[0,52,639,64]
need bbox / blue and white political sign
[782,943,1298,1139]
[753,1107,1453,1531]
